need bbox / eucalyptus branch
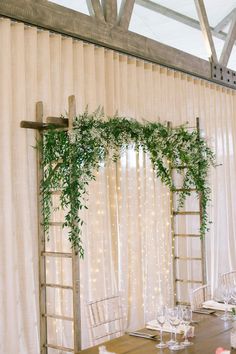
[38,109,215,256]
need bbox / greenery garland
[38,108,215,257]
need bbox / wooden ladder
[170,118,206,305]
[22,97,81,353]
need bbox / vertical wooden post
[101,0,117,24]
[196,117,207,286]
[36,102,47,354]
[68,95,82,352]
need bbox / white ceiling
[49,0,236,70]
[151,0,236,27]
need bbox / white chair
[87,295,124,345]
[219,271,236,287]
[189,284,211,310]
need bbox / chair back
[87,295,124,345]
[219,271,236,287]
[189,284,211,310]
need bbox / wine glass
[155,305,168,349]
[168,307,183,351]
[180,307,193,346]
[231,279,236,301]
[219,284,232,321]
[231,280,236,319]
[166,307,177,346]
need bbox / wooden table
[79,314,236,354]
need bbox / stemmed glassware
[219,284,232,321]
[166,307,177,346]
[168,307,183,351]
[231,280,236,319]
[231,279,236,301]
[155,306,168,349]
[180,307,193,346]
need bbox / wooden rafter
[136,0,229,42]
[86,0,105,22]
[194,0,218,63]
[220,17,236,66]
[0,0,211,81]
[101,0,117,24]
[4,0,236,87]
[214,9,236,33]
[137,0,236,68]
[118,0,135,30]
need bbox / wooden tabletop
[78,314,236,354]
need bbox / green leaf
[37,109,216,256]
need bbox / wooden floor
[79,313,236,353]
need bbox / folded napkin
[203,300,235,311]
[146,320,194,337]
[128,331,158,339]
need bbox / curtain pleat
[0,21,39,354]
[1,18,236,353]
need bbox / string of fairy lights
[45,146,174,348]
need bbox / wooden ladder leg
[36,101,47,354]
[68,95,82,352]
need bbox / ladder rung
[20,121,50,130]
[176,301,190,306]
[50,159,63,164]
[172,188,197,192]
[171,165,188,169]
[43,313,73,321]
[171,125,197,130]
[174,234,201,237]
[49,221,64,226]
[45,344,74,352]
[176,279,202,284]
[46,116,69,127]
[175,257,202,261]
[51,190,62,195]
[173,211,200,215]
[42,283,73,290]
[184,126,196,130]
[42,251,72,258]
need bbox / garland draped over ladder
[38,107,215,257]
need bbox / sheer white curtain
[0,20,39,354]
[1,18,236,353]
[79,152,172,343]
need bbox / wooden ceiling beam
[101,0,117,25]
[0,0,211,80]
[220,16,236,66]
[136,0,229,42]
[86,0,105,22]
[214,9,236,33]
[118,0,135,30]
[194,0,218,62]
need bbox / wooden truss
[1,0,236,88]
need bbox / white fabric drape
[1,18,236,353]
